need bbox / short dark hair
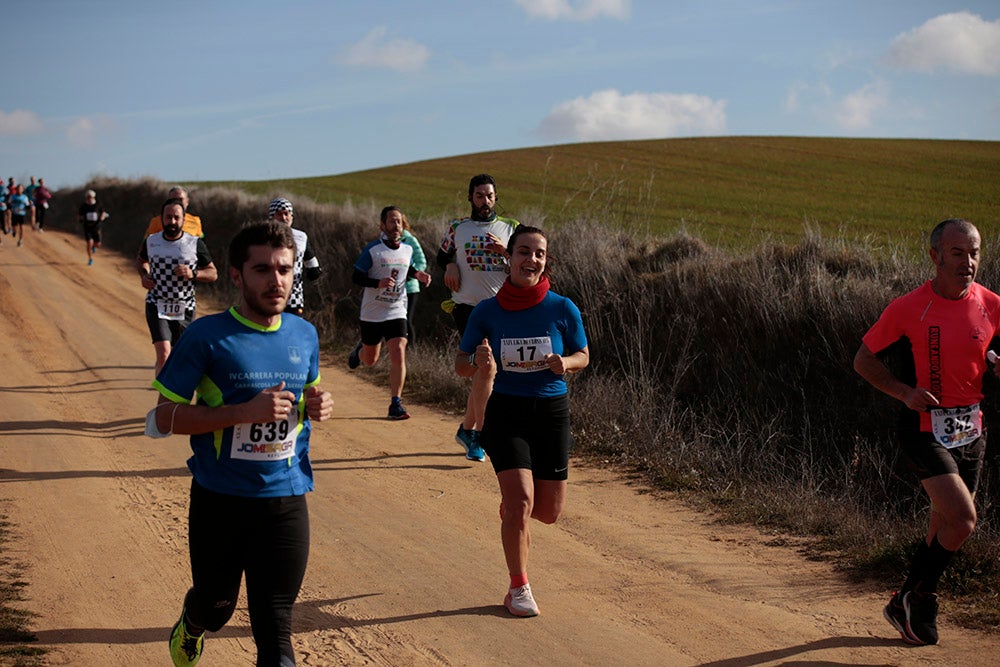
[228,220,296,270]
[468,173,496,197]
[161,197,186,217]
[930,218,977,251]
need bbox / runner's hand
[544,353,567,375]
[483,233,507,256]
[474,338,493,370]
[246,381,297,422]
[444,264,461,291]
[902,386,940,412]
[305,385,333,422]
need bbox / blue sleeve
[153,322,210,401]
[354,245,373,273]
[562,298,588,354]
[459,302,490,354]
[309,328,321,386]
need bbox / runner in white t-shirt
[436,174,519,461]
[349,205,431,420]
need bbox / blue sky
[2,1,998,189]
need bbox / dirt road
[1,228,997,666]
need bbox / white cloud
[0,109,44,136]
[515,0,630,21]
[66,115,118,149]
[886,11,1000,76]
[834,81,889,130]
[338,26,430,72]
[538,89,726,141]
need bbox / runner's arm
[303,241,322,281]
[155,382,296,435]
[853,343,939,411]
[352,268,380,288]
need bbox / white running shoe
[504,583,539,617]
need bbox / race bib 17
[500,336,553,373]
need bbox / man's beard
[471,204,495,221]
[244,288,288,317]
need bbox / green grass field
[203,136,999,250]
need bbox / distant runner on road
[854,218,1000,646]
[78,189,108,265]
[137,198,218,374]
[148,220,334,667]
[456,225,589,618]
[33,177,52,231]
[8,185,31,248]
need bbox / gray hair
[930,218,978,251]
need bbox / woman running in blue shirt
[456,225,589,617]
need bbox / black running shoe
[883,591,920,644]
[347,341,362,370]
[387,400,410,420]
[903,590,939,645]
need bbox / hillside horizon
[195,135,999,248]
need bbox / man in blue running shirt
[149,220,334,667]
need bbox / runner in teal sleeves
[149,220,334,667]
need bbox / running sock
[902,536,956,594]
[391,396,402,405]
[918,536,956,594]
[900,539,930,594]
[510,573,529,589]
[183,611,206,636]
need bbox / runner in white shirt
[436,174,519,461]
[349,205,431,420]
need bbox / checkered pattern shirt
[141,232,210,309]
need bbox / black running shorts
[145,301,194,345]
[359,318,407,346]
[897,417,986,493]
[481,392,573,481]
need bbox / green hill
[203,136,999,248]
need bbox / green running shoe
[169,606,204,666]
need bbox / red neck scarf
[496,276,550,311]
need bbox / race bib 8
[930,403,982,449]
[85,211,99,222]
[500,336,553,373]
[231,412,298,462]
[156,298,185,321]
